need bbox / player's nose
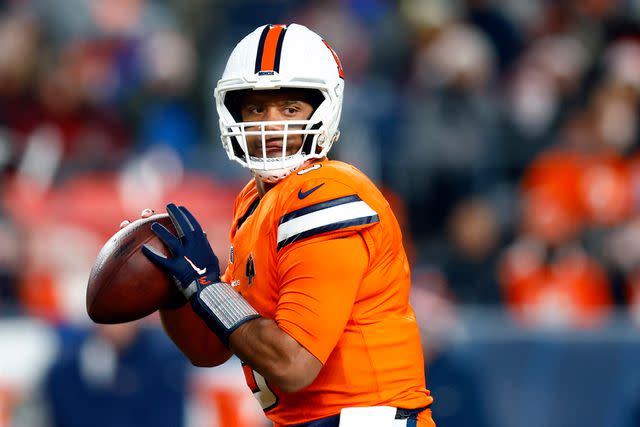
[263,107,285,126]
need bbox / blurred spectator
[603,38,640,90]
[0,215,25,312]
[40,321,188,427]
[519,112,592,245]
[503,33,590,176]
[502,105,618,327]
[0,317,59,427]
[35,49,132,170]
[410,271,490,427]
[465,0,523,73]
[395,20,504,244]
[503,71,639,326]
[0,13,42,137]
[30,0,176,46]
[2,164,237,323]
[136,29,202,162]
[439,196,503,303]
[499,240,612,329]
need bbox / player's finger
[141,244,171,268]
[173,205,196,233]
[119,220,131,229]
[140,208,156,218]
[178,206,203,234]
[150,222,181,253]
[166,203,190,238]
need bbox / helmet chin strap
[252,157,321,185]
[251,165,297,184]
[254,170,288,184]
[253,167,293,196]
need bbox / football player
[141,23,435,427]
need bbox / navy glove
[142,203,259,346]
[142,203,220,298]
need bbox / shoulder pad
[276,164,379,250]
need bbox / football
[86,214,186,324]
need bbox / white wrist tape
[197,282,259,329]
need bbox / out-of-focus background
[2,0,640,426]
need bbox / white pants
[339,406,411,427]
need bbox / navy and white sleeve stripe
[277,195,379,250]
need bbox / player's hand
[119,208,156,229]
[142,203,259,347]
[141,203,221,299]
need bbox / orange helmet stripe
[255,24,288,73]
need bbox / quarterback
[141,24,435,426]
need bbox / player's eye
[243,105,263,116]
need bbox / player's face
[240,89,315,158]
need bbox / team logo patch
[246,253,256,285]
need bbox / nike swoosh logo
[298,183,325,199]
[184,256,207,275]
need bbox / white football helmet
[215,24,344,182]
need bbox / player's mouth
[250,136,301,158]
[263,138,285,156]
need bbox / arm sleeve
[274,233,369,363]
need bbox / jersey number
[242,363,279,411]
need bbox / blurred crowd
[1,0,640,343]
[2,0,640,425]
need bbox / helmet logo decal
[322,39,344,79]
[255,24,288,74]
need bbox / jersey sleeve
[274,233,369,363]
[276,177,379,252]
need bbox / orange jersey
[222,159,433,426]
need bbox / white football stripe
[277,200,377,244]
